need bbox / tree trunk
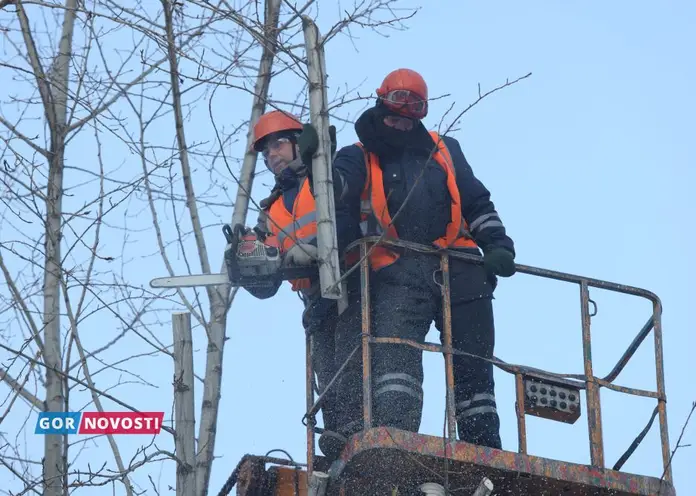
[42,0,77,493]
[173,312,197,496]
[301,16,342,301]
[43,144,66,496]
[195,1,282,495]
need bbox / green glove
[297,123,337,166]
[329,125,337,157]
[483,247,516,277]
[298,123,319,166]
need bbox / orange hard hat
[376,68,428,119]
[252,110,303,151]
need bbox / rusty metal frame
[217,454,306,496]
[302,236,672,486]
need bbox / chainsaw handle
[222,223,235,244]
[222,223,247,244]
[223,223,247,281]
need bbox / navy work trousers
[332,253,502,449]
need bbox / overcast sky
[1,1,693,495]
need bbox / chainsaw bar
[150,273,229,289]
[149,266,318,289]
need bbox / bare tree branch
[0,341,176,437]
[0,367,44,412]
[0,251,45,354]
[0,115,48,157]
[14,0,58,130]
[660,401,695,491]
[61,281,135,496]
[66,21,216,135]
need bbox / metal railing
[302,236,671,484]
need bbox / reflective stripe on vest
[275,210,317,248]
[356,131,478,270]
[267,178,317,291]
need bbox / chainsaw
[149,223,319,289]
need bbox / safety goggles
[261,136,292,160]
[381,89,427,119]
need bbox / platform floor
[232,427,675,496]
[325,427,674,496]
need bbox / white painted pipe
[307,471,330,496]
[472,477,494,496]
[419,482,446,496]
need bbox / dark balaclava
[354,103,435,158]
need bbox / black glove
[483,247,516,278]
[298,123,337,166]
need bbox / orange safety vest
[266,178,317,292]
[265,178,360,292]
[356,130,479,271]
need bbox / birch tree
[0,0,418,494]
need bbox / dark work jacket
[330,135,515,257]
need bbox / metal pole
[580,281,604,467]
[652,301,672,482]
[360,242,373,428]
[515,373,527,454]
[306,329,315,476]
[439,255,457,441]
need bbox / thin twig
[660,400,695,489]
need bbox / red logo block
[79,412,164,435]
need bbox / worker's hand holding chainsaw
[222,223,247,281]
[284,243,319,267]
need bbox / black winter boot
[318,430,347,463]
[457,411,502,450]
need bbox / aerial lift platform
[217,237,676,496]
[143,45,678,496]
[195,16,676,494]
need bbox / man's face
[262,136,296,175]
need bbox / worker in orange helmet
[297,69,517,454]
[242,109,362,468]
